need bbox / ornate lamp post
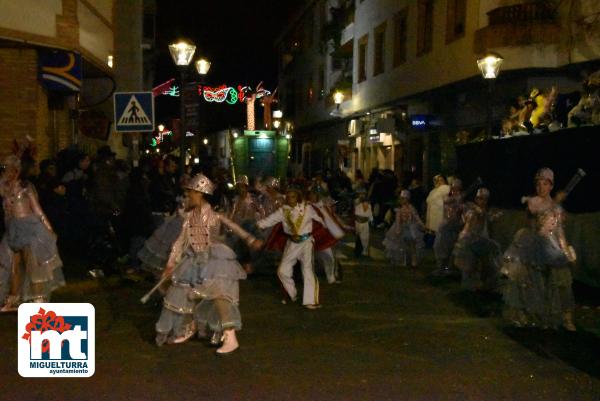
[477,52,503,138]
[169,40,196,172]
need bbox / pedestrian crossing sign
[114,92,155,132]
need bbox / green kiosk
[232,130,289,180]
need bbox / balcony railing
[487,2,556,25]
[474,2,560,53]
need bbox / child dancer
[257,187,331,309]
[453,188,502,291]
[383,190,425,268]
[307,190,346,284]
[433,179,464,276]
[154,174,261,353]
[0,155,64,311]
[501,168,576,331]
[354,189,373,257]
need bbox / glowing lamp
[233,132,239,138]
[273,110,283,119]
[158,124,165,132]
[169,40,196,66]
[285,134,292,139]
[273,120,281,129]
[107,55,113,68]
[477,52,504,79]
[333,91,345,105]
[195,58,211,75]
[203,138,208,145]
[194,157,200,164]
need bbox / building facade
[0,0,153,162]
[276,0,600,187]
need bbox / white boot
[0,295,20,313]
[216,329,239,354]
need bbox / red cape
[265,222,338,252]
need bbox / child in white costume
[258,187,331,309]
[354,191,373,257]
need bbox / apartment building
[276,0,600,185]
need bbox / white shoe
[0,296,20,313]
[169,322,196,344]
[216,330,239,354]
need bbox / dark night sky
[154,0,302,131]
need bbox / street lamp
[195,58,211,75]
[195,58,211,155]
[333,91,345,108]
[477,52,503,138]
[169,40,196,172]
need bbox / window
[446,0,466,43]
[374,22,386,76]
[417,0,434,56]
[358,35,368,82]
[393,9,408,67]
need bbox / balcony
[474,2,561,54]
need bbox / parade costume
[453,188,502,291]
[253,177,285,271]
[0,155,64,310]
[258,190,336,308]
[137,212,185,278]
[309,193,346,284]
[354,200,373,257]
[501,168,576,330]
[257,177,285,217]
[228,175,262,271]
[382,190,425,267]
[433,180,464,274]
[154,174,257,352]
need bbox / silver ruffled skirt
[382,222,424,266]
[155,243,247,338]
[0,215,64,302]
[500,228,574,328]
[138,215,184,276]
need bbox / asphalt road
[1,235,599,401]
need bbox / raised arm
[218,213,257,245]
[257,208,284,229]
[27,185,54,234]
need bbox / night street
[2,234,599,401]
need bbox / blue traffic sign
[114,92,154,132]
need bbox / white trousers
[355,222,370,255]
[317,247,336,284]
[278,239,319,305]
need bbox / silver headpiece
[183,173,215,195]
[264,176,280,189]
[535,168,554,184]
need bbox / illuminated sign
[410,115,441,129]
